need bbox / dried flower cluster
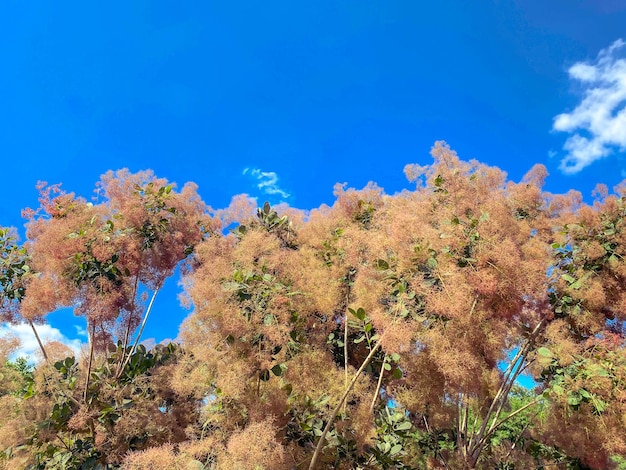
[1,143,626,469]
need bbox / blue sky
[1,0,626,358]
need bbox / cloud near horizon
[0,322,83,363]
[553,39,626,174]
[243,167,291,200]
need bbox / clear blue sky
[2,1,626,355]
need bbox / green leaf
[537,347,553,357]
[537,354,554,367]
[592,397,607,415]
[349,307,366,321]
[23,382,35,399]
[589,365,610,377]
[392,368,403,380]
[427,257,438,270]
[395,421,412,431]
[375,259,389,270]
[551,384,564,396]
[570,279,583,290]
[567,392,581,407]
[271,363,287,377]
[389,443,402,455]
[561,274,576,284]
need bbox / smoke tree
[1,143,626,469]
[178,143,626,469]
[0,170,212,467]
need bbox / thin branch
[341,270,354,414]
[456,394,463,455]
[116,286,160,379]
[55,433,71,452]
[28,319,49,364]
[468,318,545,463]
[457,393,469,457]
[42,369,80,406]
[469,296,478,316]
[487,354,529,436]
[462,400,469,441]
[455,300,477,461]
[487,321,546,438]
[370,355,387,413]
[343,307,349,413]
[83,323,96,403]
[257,340,262,397]
[436,273,453,301]
[309,336,384,470]
[504,407,541,462]
[475,396,543,454]
[469,318,544,454]
[423,415,451,470]
[119,267,142,367]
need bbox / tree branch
[116,286,160,379]
[343,307,349,413]
[370,355,387,413]
[28,319,49,364]
[119,266,142,368]
[83,322,96,403]
[468,318,545,464]
[475,396,543,454]
[309,335,384,470]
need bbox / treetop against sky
[2,142,626,468]
[1,1,626,354]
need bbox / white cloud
[243,167,291,200]
[0,322,83,363]
[553,39,626,174]
[74,324,88,338]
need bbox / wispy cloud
[0,323,83,363]
[243,167,291,200]
[553,39,626,174]
[74,324,88,338]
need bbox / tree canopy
[1,142,626,469]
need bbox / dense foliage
[1,143,626,469]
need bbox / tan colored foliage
[2,143,626,469]
[178,142,626,469]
